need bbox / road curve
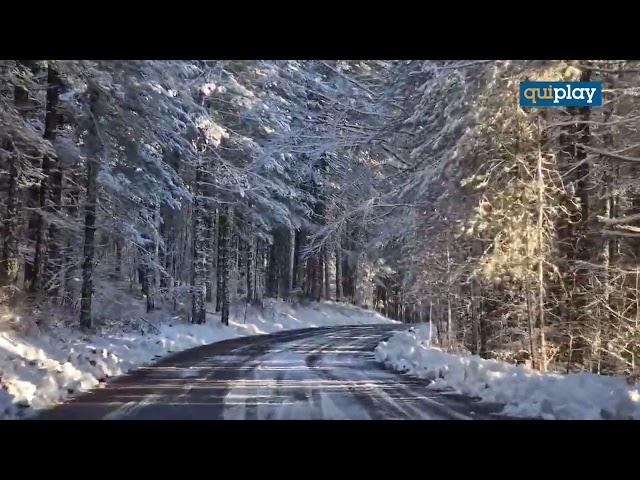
[35,324,508,420]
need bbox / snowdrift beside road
[0,300,394,419]
[375,325,640,420]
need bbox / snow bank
[375,325,640,420]
[0,299,394,419]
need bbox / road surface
[36,324,509,420]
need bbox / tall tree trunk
[342,223,357,304]
[191,166,206,324]
[470,283,479,354]
[246,234,254,303]
[353,227,366,306]
[478,287,487,358]
[32,63,62,294]
[557,69,593,328]
[204,212,215,303]
[0,140,20,294]
[139,233,155,313]
[315,253,323,302]
[63,182,80,307]
[140,258,154,312]
[79,93,100,329]
[47,161,63,296]
[152,203,160,307]
[268,242,278,298]
[305,254,316,299]
[446,245,453,345]
[115,237,123,279]
[2,63,37,294]
[253,237,263,305]
[293,229,304,291]
[220,207,232,326]
[158,215,168,289]
[232,229,240,297]
[384,288,389,317]
[216,208,224,312]
[335,236,343,301]
[594,108,618,373]
[288,227,295,295]
[428,301,433,344]
[14,61,41,291]
[324,246,330,300]
[536,122,547,371]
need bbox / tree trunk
[288,227,295,295]
[220,207,233,326]
[190,166,206,324]
[478,289,488,358]
[324,246,331,300]
[246,234,254,303]
[32,63,63,294]
[139,227,156,313]
[305,254,316,300]
[253,237,263,305]
[79,96,100,329]
[15,61,41,291]
[536,121,547,371]
[556,69,592,332]
[1,64,36,294]
[47,161,63,296]
[216,208,224,313]
[526,285,537,370]
[446,245,453,345]
[0,140,20,293]
[293,229,304,291]
[314,253,323,301]
[335,237,343,301]
[428,301,433,345]
[115,237,123,279]
[204,211,215,303]
[158,216,168,289]
[63,183,80,307]
[232,229,240,297]
[140,259,154,313]
[268,242,278,298]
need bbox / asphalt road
[35,324,509,420]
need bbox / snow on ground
[375,325,640,420]
[0,299,394,419]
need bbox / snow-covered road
[35,324,509,420]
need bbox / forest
[1,59,640,382]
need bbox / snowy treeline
[0,60,394,331]
[2,60,640,381]
[376,60,640,379]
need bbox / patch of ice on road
[375,326,640,420]
[175,367,208,378]
[102,394,163,420]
